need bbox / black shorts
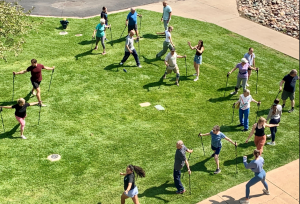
[248,68,252,71]
[31,80,41,89]
[128,24,137,32]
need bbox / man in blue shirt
[126,8,142,39]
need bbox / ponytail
[253,149,260,158]
[272,99,280,115]
[128,165,145,178]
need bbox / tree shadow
[139,180,174,203]
[223,153,253,166]
[142,33,165,39]
[0,124,20,139]
[189,157,214,174]
[208,94,237,103]
[74,50,102,60]
[220,125,244,132]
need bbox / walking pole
[256,68,259,94]
[138,39,140,57]
[139,16,142,37]
[48,68,55,92]
[254,102,260,123]
[182,153,191,180]
[110,27,113,47]
[189,173,191,195]
[235,141,237,176]
[224,74,229,97]
[38,103,41,125]
[198,133,205,155]
[120,25,127,39]
[274,90,281,100]
[231,103,235,123]
[185,56,187,77]
[12,74,15,101]
[0,108,5,132]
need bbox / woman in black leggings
[266,99,282,146]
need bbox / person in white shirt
[243,47,256,86]
[156,26,174,58]
[266,99,282,146]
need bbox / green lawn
[0,9,298,204]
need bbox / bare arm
[249,65,258,71]
[199,132,210,136]
[228,67,237,75]
[125,183,132,193]
[253,58,255,68]
[246,124,256,143]
[44,66,55,70]
[164,60,169,67]
[279,80,285,91]
[187,42,195,50]
[187,149,193,154]
[177,55,186,58]
[196,47,204,54]
[92,29,97,37]
[28,102,40,106]
[224,136,237,146]
[169,36,175,47]
[185,159,191,174]
[0,106,13,109]
[251,99,260,104]
[125,19,128,25]
[168,12,172,23]
[13,70,28,75]
[265,123,279,128]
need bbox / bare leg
[132,195,140,204]
[121,193,129,204]
[36,87,41,103]
[247,69,252,80]
[214,154,220,169]
[291,100,295,108]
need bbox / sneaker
[211,153,215,158]
[163,74,166,79]
[31,91,36,96]
[239,199,250,204]
[267,142,275,146]
[94,46,98,50]
[214,169,221,174]
[230,91,237,95]
[194,77,199,82]
[137,65,142,68]
[266,134,271,138]
[242,129,248,132]
[246,83,250,87]
[263,188,270,195]
[175,82,179,86]
[282,104,285,108]
[105,38,108,41]
[176,190,182,194]
[119,62,123,65]
[193,73,197,76]
[180,189,186,194]
[21,135,27,139]
[237,124,244,127]
[288,108,294,113]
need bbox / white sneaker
[239,199,250,204]
[266,134,271,138]
[263,188,270,195]
[267,142,275,146]
[119,62,123,65]
[21,135,27,139]
[231,91,237,95]
[246,83,250,87]
[193,73,197,76]
[137,65,142,68]
[194,77,198,82]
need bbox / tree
[0,0,34,60]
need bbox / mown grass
[0,9,298,204]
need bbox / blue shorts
[211,145,222,155]
[194,55,202,64]
[125,186,138,198]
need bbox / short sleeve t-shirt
[12,103,30,118]
[125,36,134,52]
[124,173,136,190]
[163,5,172,20]
[174,145,188,170]
[100,11,108,24]
[236,63,249,78]
[244,53,255,66]
[26,64,45,82]
[165,30,171,42]
[127,12,137,25]
[283,74,299,93]
[238,94,253,110]
[210,131,226,148]
[95,23,105,38]
[165,53,177,67]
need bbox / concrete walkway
[137,0,299,59]
[196,159,299,204]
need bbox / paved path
[138,0,299,59]
[196,159,299,204]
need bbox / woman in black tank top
[187,40,204,82]
[245,117,279,155]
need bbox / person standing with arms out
[120,164,145,204]
[187,40,204,82]
[156,26,174,59]
[228,58,258,95]
[240,149,270,204]
[266,99,282,146]
[279,69,299,113]
[119,30,142,68]
[162,47,186,86]
[199,125,237,174]
[13,59,54,106]
[245,117,279,155]
[126,8,142,39]
[60,17,69,29]
[0,98,40,139]
[173,140,193,194]
[100,6,109,41]
[92,18,111,54]
[157,1,172,34]
[233,89,261,132]
[243,47,256,87]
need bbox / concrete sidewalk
[138,0,299,59]
[196,159,299,204]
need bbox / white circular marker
[75,34,82,36]
[47,154,61,161]
[59,31,68,35]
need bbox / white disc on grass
[75,34,82,36]
[47,154,61,161]
[59,31,68,35]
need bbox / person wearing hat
[162,47,186,86]
[227,58,258,95]
[60,18,69,29]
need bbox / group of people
[0,1,298,204]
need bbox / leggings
[96,36,105,49]
[270,118,280,142]
[246,169,268,198]
[236,76,247,91]
[254,135,266,155]
[15,115,26,131]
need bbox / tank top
[195,45,203,56]
[255,123,265,137]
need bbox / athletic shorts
[124,186,138,198]
[194,55,202,65]
[166,65,179,74]
[211,145,222,155]
[281,90,295,100]
[31,80,41,89]
[248,68,252,71]
[128,24,137,32]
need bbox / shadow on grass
[23,92,32,102]
[104,63,138,72]
[55,26,64,30]
[237,141,255,149]
[223,153,253,166]
[217,86,235,92]
[142,33,165,39]
[142,56,161,67]
[189,157,213,173]
[139,180,174,203]
[220,125,244,132]
[74,50,102,60]
[208,94,237,103]
[143,77,172,91]
[78,40,94,46]
[0,124,20,139]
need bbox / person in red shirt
[13,59,55,106]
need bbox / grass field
[0,9,298,204]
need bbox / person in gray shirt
[240,149,269,204]
[173,140,193,194]
[119,30,141,68]
[266,99,282,146]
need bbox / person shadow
[74,49,102,60]
[142,33,165,39]
[0,124,21,139]
[208,194,265,204]
[139,180,175,203]
[208,94,237,103]
[142,56,161,67]
[223,153,253,167]
[143,77,172,91]
[189,157,214,174]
